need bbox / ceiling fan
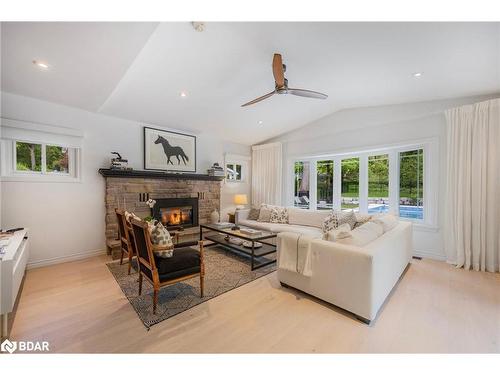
[241,53,328,107]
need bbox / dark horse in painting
[154,135,189,165]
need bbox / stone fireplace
[100,169,223,257]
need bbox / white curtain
[251,142,282,206]
[444,98,500,272]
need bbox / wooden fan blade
[241,91,275,107]
[272,54,285,88]
[287,88,328,99]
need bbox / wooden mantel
[98,168,224,181]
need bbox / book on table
[240,228,262,236]
[212,222,233,229]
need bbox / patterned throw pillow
[269,207,289,224]
[248,207,261,221]
[322,210,357,233]
[354,213,373,228]
[148,221,173,248]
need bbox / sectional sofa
[235,207,413,324]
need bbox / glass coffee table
[200,224,277,270]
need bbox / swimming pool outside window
[367,154,389,214]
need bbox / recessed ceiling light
[180,91,188,98]
[413,72,423,78]
[33,60,49,69]
[258,120,263,125]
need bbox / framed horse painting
[144,126,196,172]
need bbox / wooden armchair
[130,219,205,314]
[115,209,136,275]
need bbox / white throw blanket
[277,232,314,277]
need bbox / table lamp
[234,194,248,210]
[232,194,248,230]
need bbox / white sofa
[235,207,330,237]
[236,207,412,324]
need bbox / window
[15,141,73,175]
[226,163,242,181]
[15,142,42,172]
[399,149,424,220]
[5,140,79,181]
[224,154,250,183]
[341,157,359,211]
[316,160,334,210]
[289,142,432,224]
[1,118,82,182]
[368,154,389,214]
[46,145,70,174]
[294,161,310,209]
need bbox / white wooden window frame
[286,138,438,228]
[0,117,83,183]
[224,153,250,183]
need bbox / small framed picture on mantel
[144,126,196,173]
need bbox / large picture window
[290,144,429,223]
[294,161,310,209]
[399,149,424,219]
[316,160,333,210]
[368,154,389,214]
[341,158,359,211]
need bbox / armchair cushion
[154,247,201,283]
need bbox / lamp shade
[234,194,248,205]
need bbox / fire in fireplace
[151,197,199,229]
[161,206,192,226]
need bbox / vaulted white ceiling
[2,22,499,145]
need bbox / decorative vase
[210,209,220,224]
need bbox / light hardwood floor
[8,255,500,353]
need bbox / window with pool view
[399,149,424,220]
[368,154,389,214]
[294,161,310,209]
[291,146,425,221]
[341,157,359,211]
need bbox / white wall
[0,92,250,267]
[265,94,499,260]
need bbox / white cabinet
[0,229,29,338]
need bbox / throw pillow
[371,214,398,232]
[270,207,289,224]
[247,207,261,220]
[325,223,352,242]
[354,213,373,228]
[257,204,277,222]
[322,210,357,233]
[148,221,174,258]
[336,221,384,247]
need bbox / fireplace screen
[152,197,199,229]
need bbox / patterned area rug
[107,246,276,329]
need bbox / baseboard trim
[413,250,446,261]
[27,248,107,270]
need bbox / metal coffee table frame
[200,224,277,270]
